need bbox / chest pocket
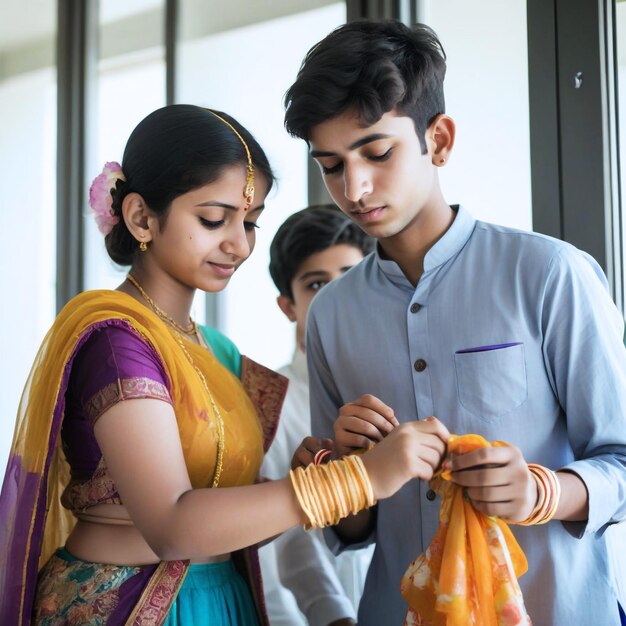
[454,342,527,421]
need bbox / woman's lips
[208,262,236,278]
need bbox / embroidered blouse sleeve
[68,320,172,425]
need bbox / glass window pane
[177,1,346,369]
[615,1,626,315]
[0,3,56,473]
[84,0,166,292]
[418,0,532,229]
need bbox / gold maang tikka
[207,109,255,210]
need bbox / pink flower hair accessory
[89,161,126,235]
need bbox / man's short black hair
[269,204,375,300]
[284,19,446,154]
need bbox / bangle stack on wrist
[512,463,561,526]
[289,454,377,530]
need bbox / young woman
[0,104,446,626]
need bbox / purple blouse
[60,321,172,512]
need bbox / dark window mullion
[56,0,98,311]
[527,0,563,242]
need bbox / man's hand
[447,444,537,521]
[290,436,335,470]
[335,394,399,456]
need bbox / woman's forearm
[152,478,305,560]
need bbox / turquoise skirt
[164,560,259,626]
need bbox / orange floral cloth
[400,434,532,626]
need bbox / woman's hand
[361,416,449,500]
[335,394,400,456]
[446,444,537,521]
[290,436,335,470]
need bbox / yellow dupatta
[401,434,532,626]
[0,289,265,626]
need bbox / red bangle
[313,448,332,465]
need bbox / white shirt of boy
[259,348,374,626]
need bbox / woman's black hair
[284,20,446,153]
[269,204,375,300]
[104,104,275,265]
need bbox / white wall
[419,0,532,229]
[177,3,347,369]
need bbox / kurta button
[414,358,427,372]
[426,489,437,501]
[410,303,421,313]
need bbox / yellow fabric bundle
[400,434,532,626]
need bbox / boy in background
[259,205,375,626]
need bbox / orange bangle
[511,464,561,526]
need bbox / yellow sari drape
[0,290,271,626]
[400,434,532,626]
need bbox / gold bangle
[289,456,377,529]
[318,463,340,525]
[510,464,561,526]
[289,468,315,528]
[327,460,349,519]
[346,455,376,507]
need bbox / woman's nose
[222,223,251,259]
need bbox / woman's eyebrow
[195,201,238,209]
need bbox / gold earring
[439,157,445,164]
[139,241,148,252]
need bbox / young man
[283,20,626,626]
[259,205,375,626]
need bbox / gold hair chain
[127,273,225,487]
[206,109,255,210]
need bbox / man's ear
[277,295,297,322]
[122,192,154,243]
[428,114,455,166]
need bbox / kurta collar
[375,205,476,284]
